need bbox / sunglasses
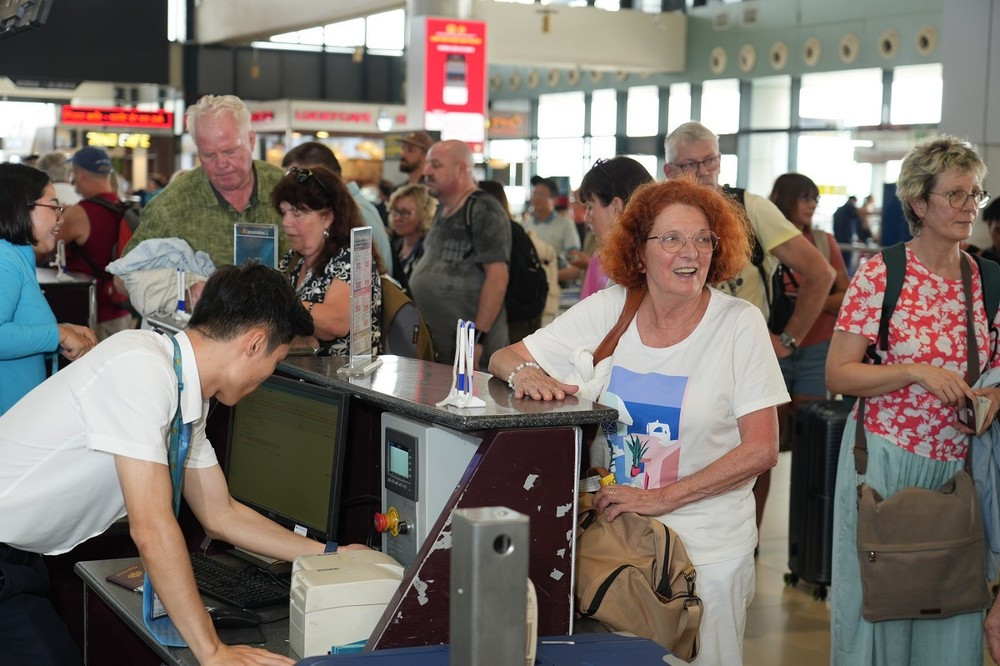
[285,166,334,200]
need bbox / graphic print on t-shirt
[605,367,688,490]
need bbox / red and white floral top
[835,247,998,461]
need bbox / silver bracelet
[507,361,541,390]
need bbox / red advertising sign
[61,106,174,130]
[424,18,486,117]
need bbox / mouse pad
[216,624,266,646]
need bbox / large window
[626,85,659,137]
[750,76,790,130]
[538,91,585,138]
[890,64,942,126]
[701,79,740,135]
[800,69,882,127]
[666,82,691,133]
[260,9,404,54]
[591,88,618,137]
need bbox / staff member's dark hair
[189,262,314,352]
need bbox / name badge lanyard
[142,336,192,647]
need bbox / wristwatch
[779,332,798,350]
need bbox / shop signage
[62,106,173,130]
[488,111,528,139]
[422,17,487,151]
[290,101,407,133]
[86,132,152,149]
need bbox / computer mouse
[208,605,262,630]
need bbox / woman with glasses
[767,173,849,444]
[576,156,654,299]
[827,135,1000,665]
[272,165,382,356]
[387,183,435,294]
[489,178,788,665]
[0,163,97,415]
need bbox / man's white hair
[664,121,718,163]
[186,94,252,140]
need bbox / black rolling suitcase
[785,399,850,599]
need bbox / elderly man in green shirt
[120,94,286,307]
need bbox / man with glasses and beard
[663,121,834,541]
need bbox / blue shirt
[0,240,58,415]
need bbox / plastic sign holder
[338,227,382,378]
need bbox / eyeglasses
[929,189,990,210]
[31,202,65,216]
[647,230,719,254]
[285,166,334,199]
[670,155,721,174]
[390,208,415,218]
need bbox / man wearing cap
[397,131,432,189]
[58,146,133,339]
[122,95,286,275]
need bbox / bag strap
[971,252,1000,363]
[461,190,483,260]
[86,195,127,216]
[593,287,645,366]
[854,252,978,476]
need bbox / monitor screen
[226,375,349,543]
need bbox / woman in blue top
[0,163,97,414]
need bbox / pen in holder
[53,239,71,280]
[174,268,191,321]
[436,319,485,410]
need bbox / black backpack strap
[869,242,907,364]
[461,190,483,260]
[85,196,126,216]
[971,252,1000,363]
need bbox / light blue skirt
[830,414,986,666]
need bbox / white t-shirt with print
[524,285,789,563]
[0,330,218,555]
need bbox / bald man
[408,141,511,368]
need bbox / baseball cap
[71,146,112,175]
[399,130,433,152]
[531,175,558,197]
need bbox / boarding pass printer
[289,550,405,658]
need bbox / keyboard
[190,552,290,609]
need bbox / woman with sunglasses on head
[0,163,97,415]
[576,156,654,298]
[827,137,1000,664]
[387,183,435,294]
[489,178,788,665]
[272,165,382,356]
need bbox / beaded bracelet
[507,361,542,390]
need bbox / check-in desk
[277,355,616,650]
[36,267,97,330]
[76,352,616,663]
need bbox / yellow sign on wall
[86,132,151,149]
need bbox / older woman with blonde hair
[489,177,788,665]
[387,183,435,293]
[827,135,1000,665]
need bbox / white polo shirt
[0,330,218,555]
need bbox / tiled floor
[743,450,831,665]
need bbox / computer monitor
[226,375,349,543]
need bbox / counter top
[279,355,616,431]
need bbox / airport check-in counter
[276,355,617,651]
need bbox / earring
[323,228,330,239]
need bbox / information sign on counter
[338,227,381,377]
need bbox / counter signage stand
[338,227,382,378]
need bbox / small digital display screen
[389,442,410,479]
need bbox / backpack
[867,242,1000,366]
[575,492,702,660]
[380,275,435,361]
[86,195,142,260]
[462,191,549,323]
[723,186,796,334]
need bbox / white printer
[289,550,404,658]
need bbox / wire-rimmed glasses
[929,190,990,210]
[647,230,719,254]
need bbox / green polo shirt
[125,161,287,268]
